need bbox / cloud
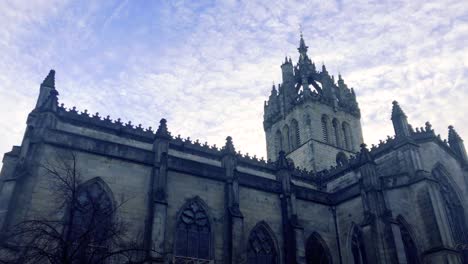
[0,0,466,162]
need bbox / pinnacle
[391,101,407,119]
[276,150,289,170]
[155,118,171,139]
[41,69,55,88]
[448,125,462,142]
[222,136,236,155]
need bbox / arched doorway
[306,232,332,264]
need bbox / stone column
[148,119,171,260]
[221,137,244,264]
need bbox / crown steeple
[298,33,309,59]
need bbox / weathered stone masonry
[0,36,467,264]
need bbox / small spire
[38,89,59,112]
[155,118,171,139]
[391,101,407,119]
[322,64,327,73]
[448,125,467,162]
[41,69,55,88]
[222,136,236,155]
[391,101,410,137]
[448,125,462,142]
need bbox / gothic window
[291,119,300,150]
[283,125,291,152]
[274,130,283,156]
[333,118,341,147]
[432,165,468,261]
[342,122,353,150]
[174,199,211,261]
[351,226,367,264]
[397,218,420,264]
[306,232,332,264]
[321,115,329,143]
[305,114,312,139]
[70,179,113,263]
[247,222,278,264]
[336,152,348,167]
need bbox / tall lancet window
[351,226,367,264]
[291,119,300,150]
[333,118,341,147]
[174,198,212,262]
[70,179,113,263]
[321,115,329,143]
[275,130,283,156]
[247,222,278,264]
[432,165,468,261]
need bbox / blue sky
[0,0,467,158]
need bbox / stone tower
[263,35,363,171]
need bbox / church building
[0,35,467,263]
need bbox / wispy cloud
[0,0,466,159]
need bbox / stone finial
[222,136,236,155]
[41,69,55,88]
[276,151,290,170]
[155,118,171,139]
[358,143,373,164]
[425,121,433,132]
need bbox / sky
[0,0,467,160]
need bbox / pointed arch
[274,130,283,156]
[349,224,367,264]
[342,122,353,150]
[396,216,421,264]
[332,118,342,148]
[304,114,312,140]
[68,177,115,262]
[321,115,330,143]
[305,232,332,264]
[291,119,301,149]
[174,196,213,261]
[431,163,468,260]
[283,125,291,152]
[246,221,279,264]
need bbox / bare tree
[0,150,160,264]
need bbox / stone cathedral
[0,35,467,264]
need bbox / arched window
[305,114,312,140]
[274,130,283,156]
[306,232,332,264]
[291,119,300,150]
[336,152,348,167]
[174,198,212,261]
[321,115,329,143]
[70,178,114,263]
[351,226,367,264]
[432,165,468,261]
[397,217,420,264]
[342,122,353,150]
[247,222,278,264]
[283,125,291,152]
[333,118,342,147]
